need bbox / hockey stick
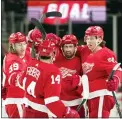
[31,11,62,40]
[42,11,62,18]
[30,11,62,57]
[76,63,122,118]
[31,18,46,40]
[108,63,122,118]
[76,75,89,112]
[30,18,45,58]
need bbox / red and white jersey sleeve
[77,45,91,63]
[54,51,83,106]
[2,53,27,98]
[2,53,27,87]
[35,63,66,118]
[44,72,66,117]
[21,59,66,117]
[100,47,122,83]
[82,47,122,99]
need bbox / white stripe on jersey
[44,96,59,104]
[16,104,23,118]
[2,72,6,86]
[3,55,6,72]
[62,98,83,107]
[98,96,104,117]
[8,72,16,85]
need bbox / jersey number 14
[51,75,60,84]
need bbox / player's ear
[75,46,77,53]
[61,47,63,52]
[11,43,15,50]
[97,37,102,44]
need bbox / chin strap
[91,40,102,52]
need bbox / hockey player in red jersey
[81,26,122,118]
[17,38,80,118]
[2,32,29,118]
[54,34,86,117]
[27,28,44,58]
[45,33,62,59]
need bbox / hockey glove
[27,29,43,44]
[2,85,7,100]
[72,75,83,95]
[64,107,80,118]
[107,76,119,91]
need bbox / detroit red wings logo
[59,67,76,78]
[82,62,94,74]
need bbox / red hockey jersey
[2,43,32,99]
[2,53,27,98]
[77,45,91,63]
[22,59,66,118]
[81,47,122,99]
[54,50,83,106]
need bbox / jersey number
[27,81,36,97]
[9,63,19,73]
[51,75,60,84]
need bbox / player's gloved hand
[26,30,34,48]
[27,30,33,42]
[72,75,80,88]
[27,28,43,44]
[106,77,119,91]
[72,75,83,94]
[1,85,7,100]
[64,107,80,118]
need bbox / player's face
[85,36,101,51]
[62,44,76,59]
[14,41,27,57]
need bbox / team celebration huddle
[2,25,122,118]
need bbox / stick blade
[108,63,121,80]
[31,18,46,40]
[45,11,62,17]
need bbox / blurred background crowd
[1,0,122,117]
